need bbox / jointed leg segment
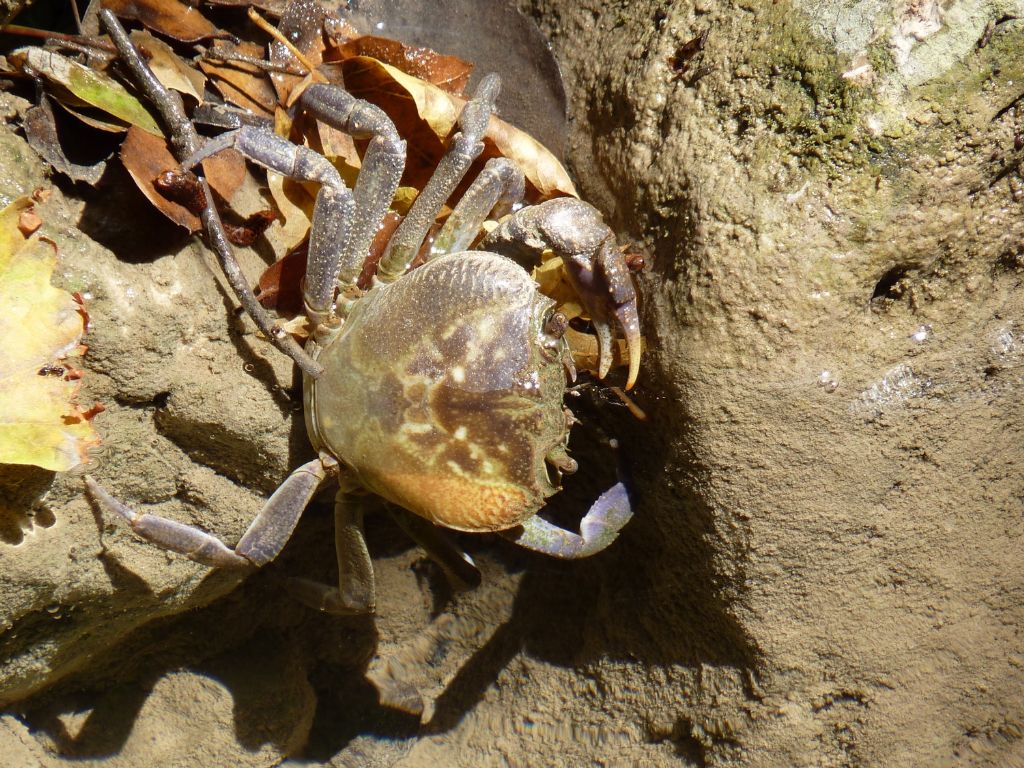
[86,456,331,569]
[377,74,502,282]
[298,85,406,305]
[286,491,376,614]
[429,157,525,257]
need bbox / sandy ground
[2,0,1023,765]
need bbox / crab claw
[479,197,642,389]
[500,481,633,558]
[562,238,641,390]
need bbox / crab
[86,11,640,616]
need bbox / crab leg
[499,481,632,559]
[99,9,323,377]
[387,507,482,590]
[180,127,358,326]
[85,457,330,569]
[480,197,642,389]
[428,156,525,258]
[296,85,406,311]
[376,74,501,282]
[286,491,376,614]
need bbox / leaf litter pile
[0,0,636,469]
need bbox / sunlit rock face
[1,2,1022,766]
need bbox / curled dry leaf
[103,0,226,43]
[339,56,577,199]
[0,198,100,472]
[23,95,108,185]
[314,117,361,169]
[265,170,316,252]
[326,35,473,96]
[15,47,162,135]
[129,29,205,103]
[483,112,578,199]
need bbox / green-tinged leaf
[16,47,163,136]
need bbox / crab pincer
[480,197,642,389]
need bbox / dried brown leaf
[265,171,315,252]
[256,243,306,313]
[129,29,205,103]
[120,126,200,230]
[340,56,576,199]
[326,35,473,96]
[122,126,248,227]
[199,41,277,116]
[104,0,227,43]
[339,56,448,191]
[202,147,246,207]
[23,95,108,184]
[482,113,578,199]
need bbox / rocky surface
[1,0,1023,766]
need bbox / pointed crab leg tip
[625,360,640,391]
[83,476,136,523]
[615,303,641,390]
[624,330,641,390]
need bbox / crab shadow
[11,382,753,763]
[418,381,758,735]
[75,161,193,263]
[10,520,382,760]
[298,380,758,758]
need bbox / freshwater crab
[86,11,640,615]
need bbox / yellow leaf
[532,256,582,316]
[0,197,100,471]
